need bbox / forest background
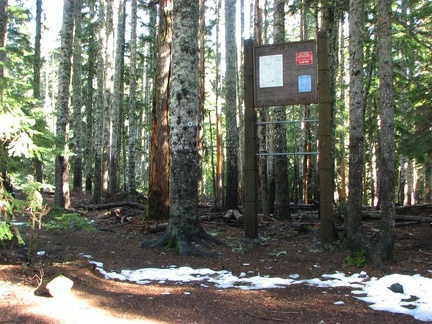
[1,0,432,263]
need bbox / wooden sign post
[244,40,259,239]
[243,35,333,242]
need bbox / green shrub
[43,212,95,232]
[344,251,367,267]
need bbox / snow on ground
[81,254,432,322]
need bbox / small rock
[389,283,404,294]
[46,275,74,297]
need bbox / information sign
[254,40,317,106]
[296,51,313,65]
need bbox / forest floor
[1,192,432,323]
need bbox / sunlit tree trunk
[147,0,172,220]
[102,0,114,192]
[110,0,126,194]
[198,0,205,199]
[128,0,138,194]
[72,0,83,192]
[54,0,74,208]
[142,0,216,256]
[237,0,245,205]
[139,7,157,192]
[93,0,107,204]
[224,0,239,210]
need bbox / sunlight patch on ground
[0,279,167,324]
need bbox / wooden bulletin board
[254,40,318,106]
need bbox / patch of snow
[82,253,432,322]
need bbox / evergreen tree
[147,0,172,220]
[224,0,239,210]
[142,0,218,255]
[272,0,290,220]
[128,0,138,194]
[54,0,74,208]
[72,0,83,192]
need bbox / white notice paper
[259,55,283,88]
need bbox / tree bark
[54,0,74,209]
[377,0,395,260]
[147,0,172,220]
[272,0,290,220]
[32,0,43,184]
[110,0,126,194]
[142,0,218,256]
[224,0,239,210]
[128,0,138,193]
[102,0,114,193]
[93,0,107,204]
[346,0,365,243]
[215,0,223,207]
[84,11,97,192]
[0,0,6,90]
[346,0,385,270]
[72,0,83,192]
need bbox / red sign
[296,51,313,65]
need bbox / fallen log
[223,209,234,222]
[223,209,244,223]
[232,209,244,223]
[147,223,168,233]
[199,213,223,221]
[85,201,146,211]
[362,211,431,223]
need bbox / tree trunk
[224,0,239,210]
[0,0,8,193]
[142,0,217,256]
[54,0,74,209]
[346,0,385,269]
[303,105,312,203]
[93,0,107,204]
[198,0,205,199]
[258,109,270,220]
[147,0,172,220]
[272,0,290,220]
[72,0,83,192]
[84,11,97,193]
[254,1,270,221]
[337,12,347,203]
[110,0,126,195]
[32,0,43,184]
[346,0,365,243]
[237,0,246,207]
[0,0,6,90]
[128,0,138,193]
[102,0,114,193]
[215,0,223,207]
[377,0,395,261]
